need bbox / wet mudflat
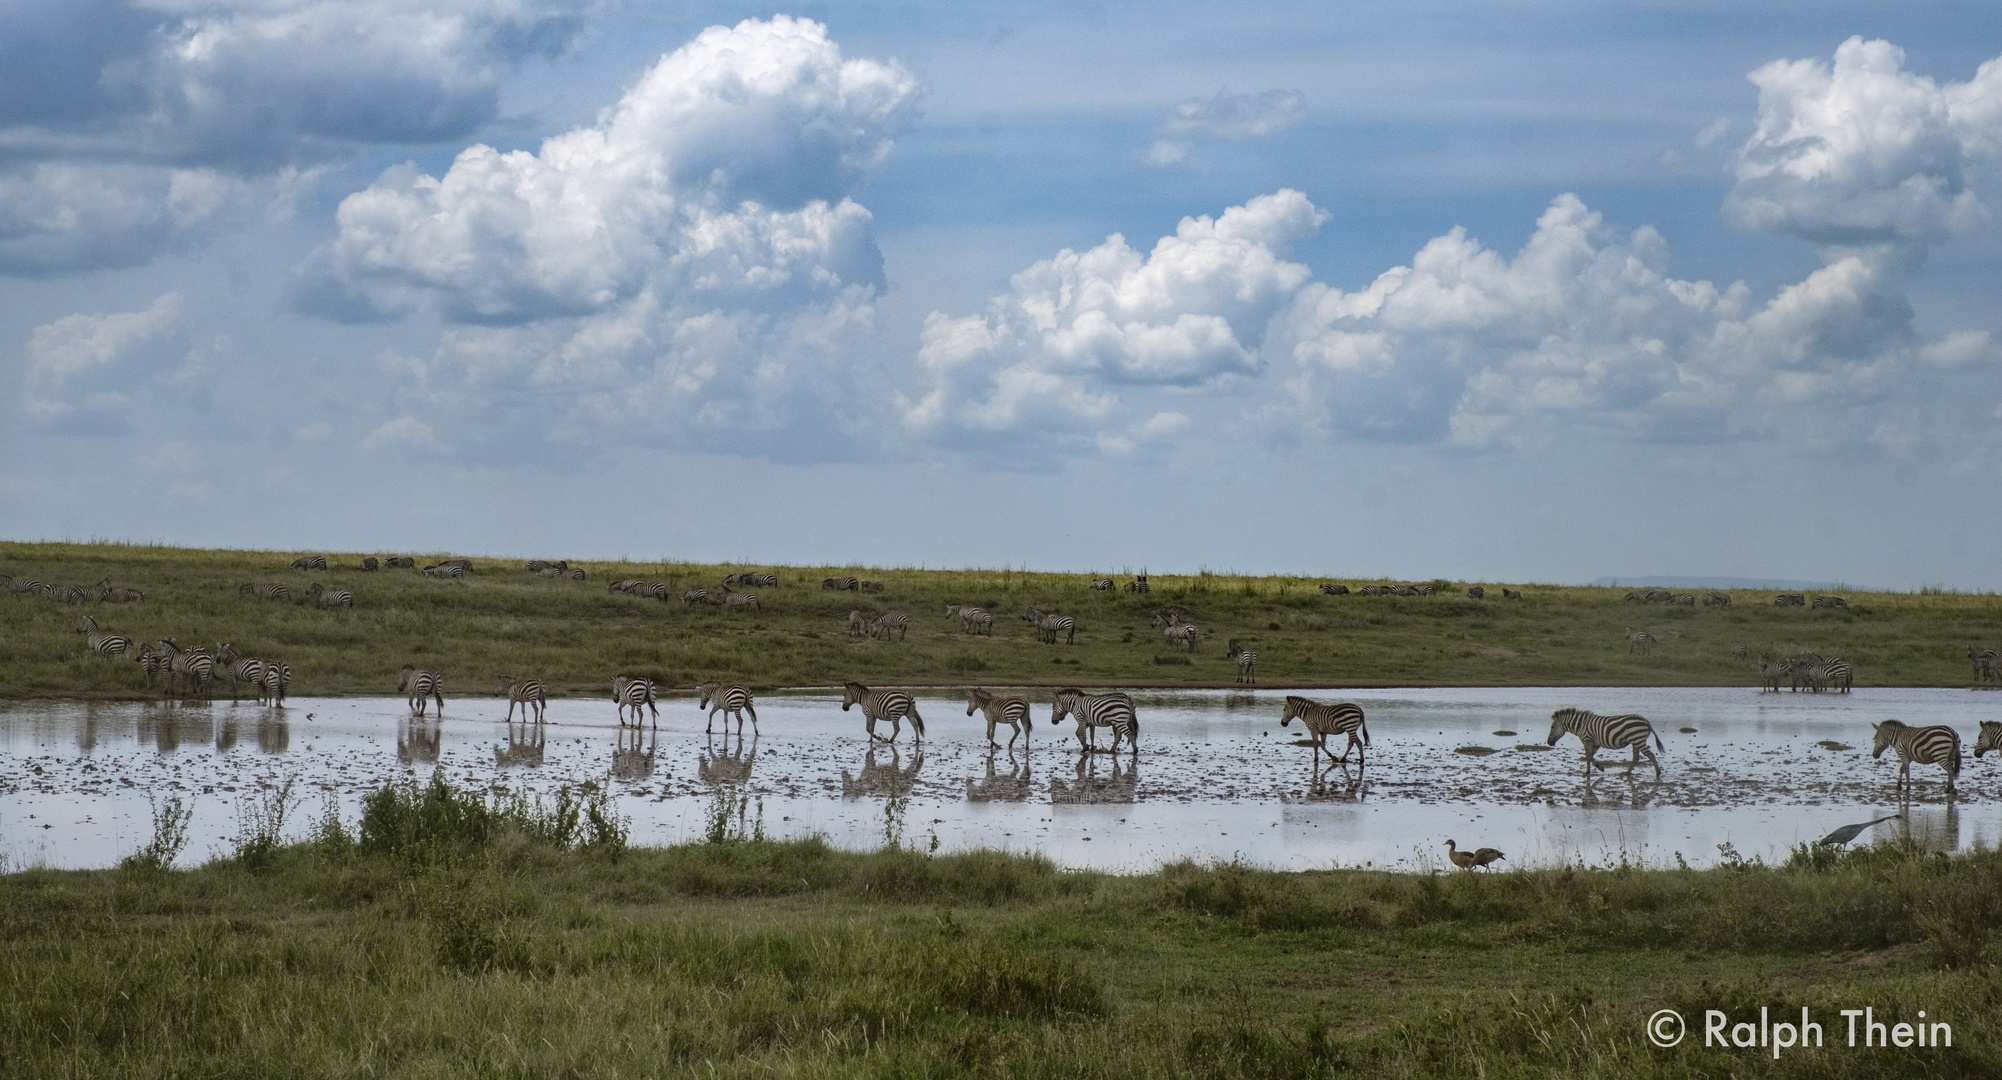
[3,686,1998,872]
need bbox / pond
[3,686,1998,872]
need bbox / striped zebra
[526,559,567,572]
[1757,657,1789,693]
[698,681,759,736]
[870,611,910,640]
[1974,721,2002,759]
[945,604,994,634]
[1150,607,1194,628]
[823,576,859,591]
[536,567,569,578]
[1871,720,1961,795]
[422,563,465,578]
[1359,585,1391,596]
[306,583,353,608]
[1546,708,1664,779]
[1704,591,1733,606]
[720,588,760,613]
[77,615,132,659]
[1125,575,1150,593]
[1730,643,1750,659]
[1502,588,1522,600]
[567,568,587,580]
[1023,607,1076,645]
[156,639,215,697]
[609,578,644,594]
[399,665,444,716]
[1160,622,1199,652]
[262,661,290,705]
[843,681,925,742]
[290,556,327,570]
[1968,647,2001,682]
[1320,583,1349,595]
[681,588,713,605]
[1466,586,1485,599]
[848,610,868,638]
[1050,688,1137,754]
[1279,696,1368,768]
[495,675,547,723]
[965,688,1032,749]
[385,557,416,568]
[1226,641,1256,683]
[612,674,658,728]
[625,581,669,599]
[441,559,473,572]
[2,575,42,598]
[1814,657,1854,693]
[44,584,89,604]
[214,643,267,701]
[1670,594,1695,606]
[1089,578,1114,590]
[1774,593,1806,607]
[136,643,161,686]
[1790,651,1825,692]
[1625,627,1656,654]
[1812,596,1848,609]
[361,557,380,571]
[240,582,291,601]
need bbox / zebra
[1320,583,1350,595]
[1502,588,1522,600]
[2,575,42,598]
[1023,607,1075,645]
[823,576,859,591]
[526,560,566,572]
[214,643,266,701]
[422,563,465,578]
[1974,721,2002,759]
[625,581,669,599]
[1808,657,1854,693]
[1774,593,1806,607]
[1279,696,1368,768]
[1125,575,1150,593]
[94,580,142,603]
[1813,596,1848,609]
[965,688,1032,749]
[156,639,214,697]
[77,615,132,659]
[698,681,759,736]
[306,583,353,609]
[860,580,886,593]
[612,674,658,728]
[721,572,752,587]
[1871,720,1962,795]
[399,665,444,716]
[1149,607,1194,628]
[385,557,416,568]
[1160,622,1199,652]
[439,559,473,572]
[290,556,327,570]
[44,584,89,605]
[1625,627,1656,654]
[842,682,925,743]
[537,567,570,578]
[945,604,994,635]
[360,557,379,571]
[870,611,910,640]
[1757,657,1789,693]
[1226,641,1256,683]
[240,582,291,601]
[1546,708,1664,779]
[1790,651,1825,692]
[567,568,587,580]
[848,610,868,639]
[1670,594,1695,606]
[681,588,713,605]
[1050,688,1137,754]
[136,642,161,686]
[1968,647,2001,682]
[1730,643,1751,659]
[720,588,760,613]
[609,578,645,594]
[495,676,546,723]
[262,661,290,705]
[1704,591,1733,606]
[1359,585,1391,596]
[1466,586,1485,599]
[1090,578,1115,590]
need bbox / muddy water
[3,686,1998,872]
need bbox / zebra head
[1278,695,1313,727]
[216,643,237,664]
[494,675,518,695]
[77,615,97,633]
[1870,720,1908,759]
[840,681,868,711]
[1547,708,1585,745]
[965,688,992,716]
[1976,722,2002,758]
[1021,607,1045,623]
[945,604,961,618]
[1049,688,1084,725]
[399,664,417,692]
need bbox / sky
[4,1,2002,588]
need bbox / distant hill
[1591,575,1876,593]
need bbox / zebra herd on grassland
[3,575,144,604]
[72,614,293,704]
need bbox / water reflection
[613,728,658,782]
[398,717,442,765]
[698,733,755,785]
[1287,763,1367,803]
[495,721,545,768]
[137,707,211,755]
[217,717,240,752]
[257,713,289,754]
[965,750,1033,802]
[842,745,922,798]
[1050,751,1136,804]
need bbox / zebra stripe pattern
[1089,578,1115,590]
[822,576,859,591]
[496,675,547,723]
[262,661,290,705]
[1813,596,1848,609]
[361,557,380,571]
[965,688,1032,749]
[1051,688,1137,754]
[1704,590,1733,606]
[1279,696,1368,767]
[1226,641,1256,683]
[1974,721,2002,759]
[422,563,466,578]
[1872,720,1961,794]
[681,588,714,605]
[136,643,161,685]
[156,639,215,697]
[1320,583,1349,595]
[870,611,910,640]
[609,578,645,594]
[1023,607,1076,645]
[1757,657,1789,692]
[1625,627,1656,653]
[842,681,924,742]
[77,615,132,659]
[720,588,760,613]
[526,560,568,572]
[215,643,267,701]
[698,681,759,735]
[240,582,291,601]
[399,665,444,716]
[306,583,353,608]
[612,674,658,727]
[1967,647,1999,682]
[1160,622,1199,652]
[945,604,994,634]
[1546,708,1664,778]
[385,557,416,568]
[290,556,327,570]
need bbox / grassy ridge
[4,539,2001,699]
[1,777,1997,1078]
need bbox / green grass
[2,773,1997,1078]
[5,539,2001,699]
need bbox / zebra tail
[909,705,926,737]
[1654,728,1664,752]
[1360,718,1370,747]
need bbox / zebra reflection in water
[698,732,756,785]
[495,721,545,768]
[1050,752,1136,804]
[257,713,289,754]
[841,745,923,799]
[613,727,658,782]
[398,717,443,765]
[965,750,1034,802]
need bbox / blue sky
[4,2,2002,587]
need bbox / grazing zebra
[1625,627,1656,654]
[214,643,267,701]
[1090,578,1115,590]
[965,688,1032,749]
[848,610,868,639]
[262,661,290,705]
[1023,607,1076,645]
[1872,720,1962,795]
[306,583,353,609]
[859,580,886,593]
[1279,696,1368,768]
[495,675,547,723]
[1359,585,1391,596]
[945,604,994,635]
[698,681,759,736]
[842,681,925,742]
[44,584,89,605]
[1774,593,1806,607]
[360,557,379,571]
[440,559,472,572]
[240,582,291,601]
[537,567,569,578]
[1546,708,1663,779]
[1050,688,1137,754]
[2,575,42,598]
[94,580,143,603]
[136,643,161,685]
[623,581,669,599]
[1466,586,1485,599]
[1160,622,1199,652]
[422,563,465,579]
[1391,585,1420,596]
[1730,643,1750,659]
[1968,647,2001,682]
[612,674,658,728]
[1670,594,1695,606]
[870,611,911,640]
[290,556,327,570]
[1502,588,1522,600]
[156,639,215,697]
[1704,590,1733,606]
[823,576,859,591]
[681,588,712,605]
[1320,583,1349,595]
[1813,596,1848,609]
[1974,721,2002,759]
[526,559,566,572]
[76,615,132,659]
[399,665,444,716]
[1226,641,1256,683]
[567,568,587,580]
[1757,657,1789,693]
[719,588,760,613]
[385,557,416,568]
[609,578,644,594]
[1149,607,1194,628]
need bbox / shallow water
[3,686,1998,872]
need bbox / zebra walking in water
[496,676,546,723]
[262,661,290,705]
[1973,721,2002,760]
[77,616,132,659]
[1226,641,1256,683]
[698,681,759,735]
[215,644,266,701]
[1625,627,1656,654]
[1872,720,1961,795]
[843,682,925,743]
[612,675,658,727]
[965,688,1032,749]
[1051,688,1138,754]
[157,639,215,697]
[1546,708,1664,779]
[1279,696,1368,768]
[1757,657,1790,693]
[870,611,910,640]
[399,665,444,716]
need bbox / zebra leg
[987,717,1000,749]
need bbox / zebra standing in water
[156,640,215,697]
[215,644,267,702]
[1625,627,1656,653]
[965,688,1032,749]
[842,682,925,743]
[496,676,547,723]
[612,675,658,727]
[1051,688,1138,754]
[262,661,290,705]
[77,616,132,659]
[698,681,759,735]
[1226,641,1256,683]
[1872,720,1961,795]
[870,611,910,640]
[400,665,444,716]
[1546,708,1664,779]
[1757,657,1790,693]
[1279,696,1368,768]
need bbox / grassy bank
[1,775,1996,1078]
[4,539,2000,699]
